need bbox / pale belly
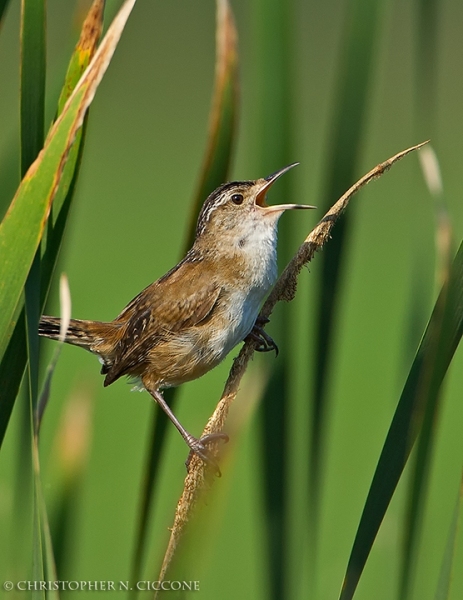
[149,283,272,390]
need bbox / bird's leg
[246,316,279,356]
[148,387,228,475]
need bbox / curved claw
[255,315,270,326]
[185,432,229,476]
[246,324,279,357]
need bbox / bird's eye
[231,193,244,205]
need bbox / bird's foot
[246,318,279,356]
[185,432,229,476]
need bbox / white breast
[213,214,279,359]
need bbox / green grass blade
[20,1,47,592]
[410,0,449,580]
[4,7,105,585]
[434,469,463,600]
[20,39,45,522]
[131,1,238,588]
[309,0,386,535]
[339,238,463,600]
[37,274,71,430]
[0,148,19,221]
[397,12,444,593]
[42,0,105,272]
[0,0,133,360]
[56,1,104,115]
[252,0,294,597]
[21,0,46,406]
[183,0,238,252]
[0,0,126,449]
[25,261,41,416]
[2,14,122,587]
[0,75,82,359]
[39,494,60,600]
[0,0,11,26]
[259,359,289,600]
[28,419,61,600]
[31,434,60,600]
[0,315,27,441]
[399,250,453,600]
[31,275,71,596]
[400,155,449,599]
[20,0,45,175]
[31,463,45,600]
[0,0,103,221]
[403,0,446,576]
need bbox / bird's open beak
[255,163,316,213]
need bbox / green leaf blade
[0,0,133,449]
[0,85,88,361]
[20,0,46,176]
[310,0,387,530]
[339,239,463,600]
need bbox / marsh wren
[39,163,315,467]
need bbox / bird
[39,163,315,468]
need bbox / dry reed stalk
[157,141,428,586]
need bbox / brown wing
[103,257,222,386]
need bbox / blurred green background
[1,0,463,599]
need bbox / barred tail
[38,316,107,350]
